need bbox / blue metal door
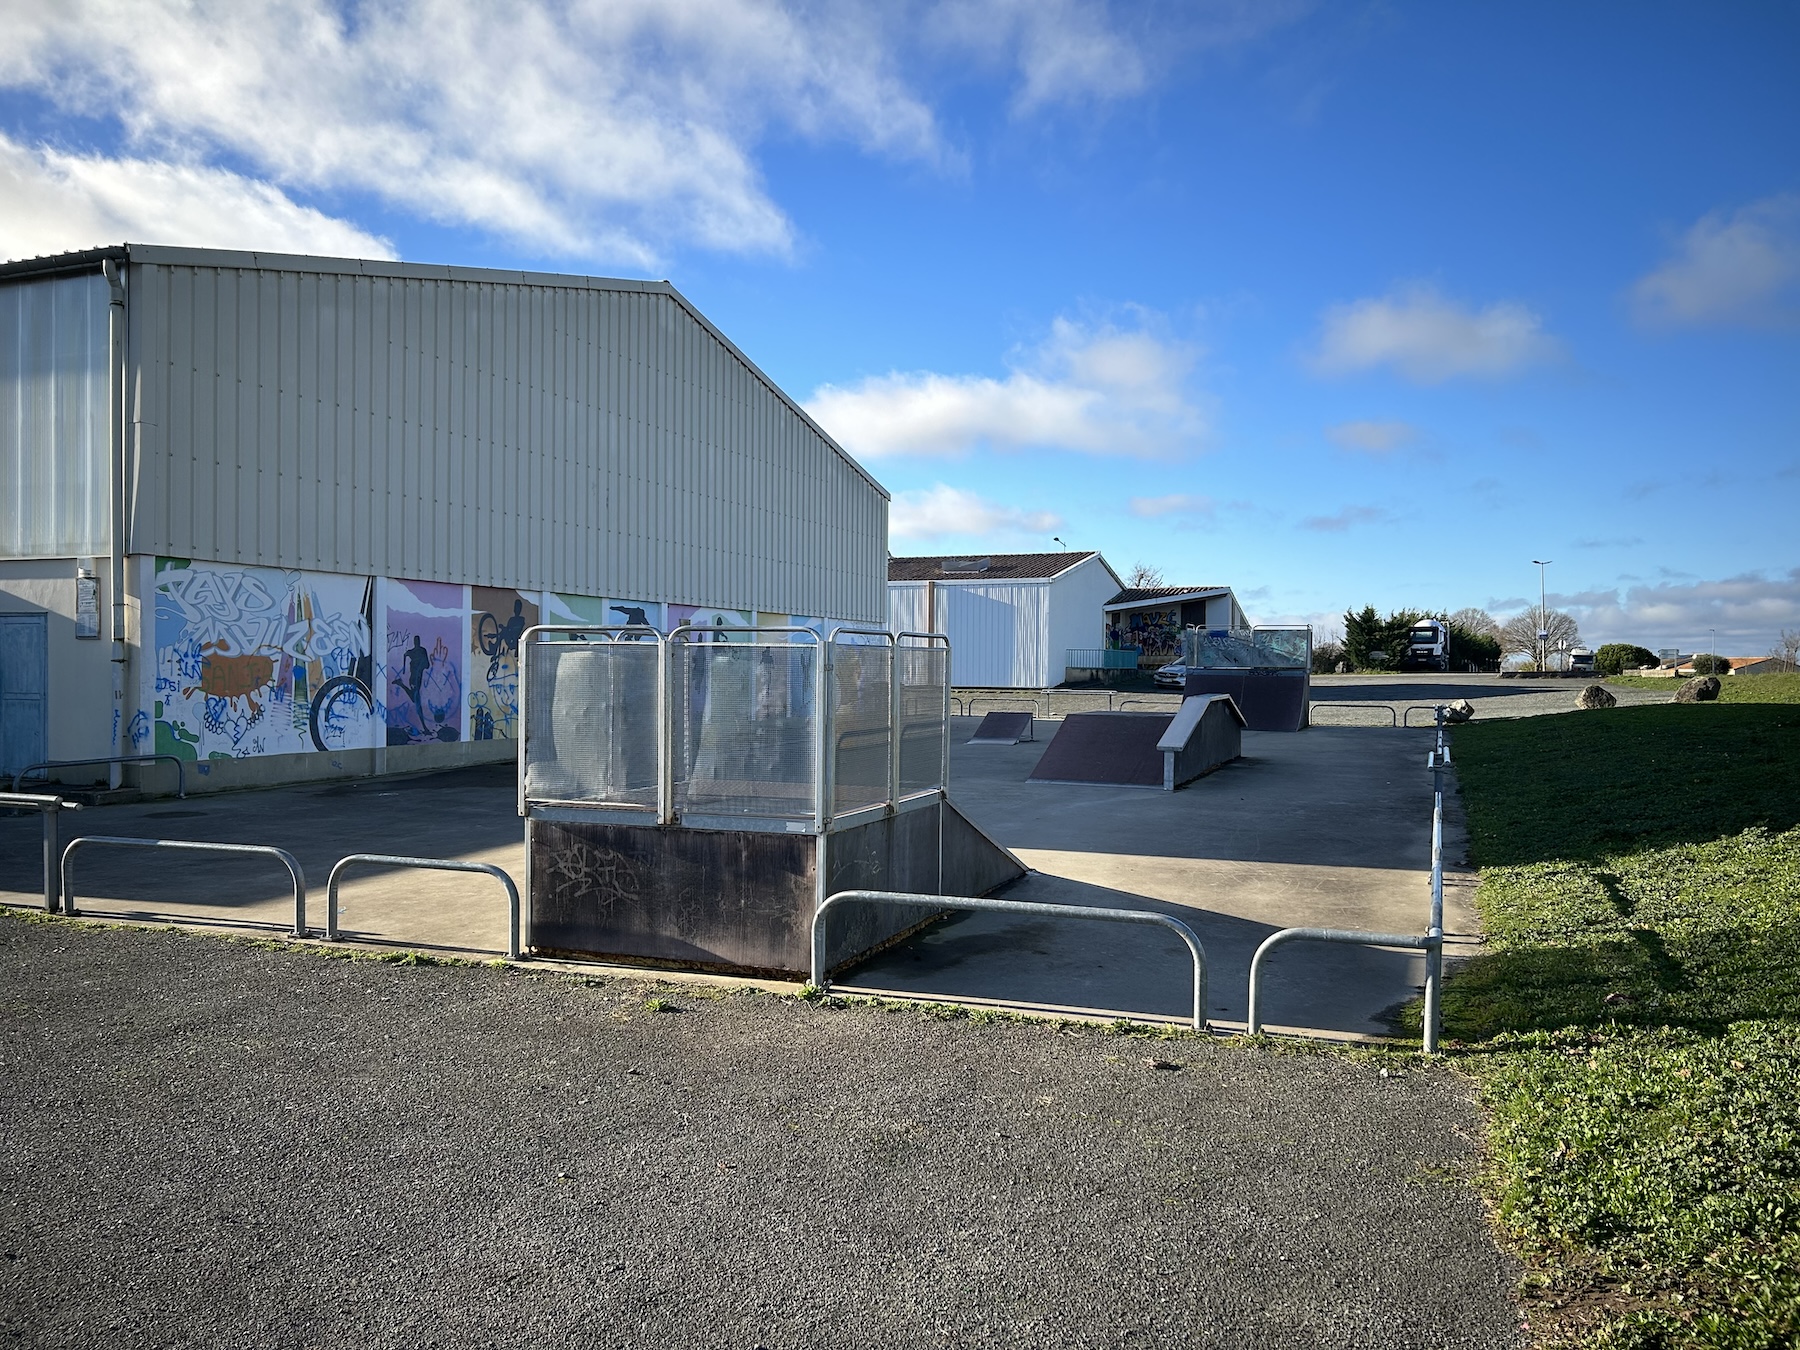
[0,613,49,778]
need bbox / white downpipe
[102,259,128,791]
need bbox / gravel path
[1,918,1523,1350]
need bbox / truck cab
[1404,619,1450,672]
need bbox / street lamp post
[1532,559,1552,672]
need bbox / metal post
[657,629,675,826]
[1423,743,1446,1054]
[816,640,836,835]
[42,802,59,913]
[888,641,902,813]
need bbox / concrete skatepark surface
[0,918,1524,1350]
[0,709,1474,1036]
[848,721,1474,1036]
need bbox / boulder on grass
[1674,676,1721,704]
[1577,684,1617,710]
[1443,699,1475,723]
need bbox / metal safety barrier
[14,754,187,798]
[0,791,83,912]
[1403,705,1450,729]
[1115,697,1180,712]
[60,836,308,937]
[964,695,1046,719]
[1307,702,1398,727]
[326,854,522,960]
[1246,705,1451,1052]
[811,889,1210,1031]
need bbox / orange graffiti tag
[196,650,276,701]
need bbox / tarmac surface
[0,917,1524,1350]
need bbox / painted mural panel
[604,598,667,631]
[470,587,538,740]
[669,604,751,642]
[154,558,376,759]
[382,579,465,745]
[1108,607,1182,665]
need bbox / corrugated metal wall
[125,255,886,622]
[936,583,1049,687]
[0,272,110,558]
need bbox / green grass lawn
[1448,694,1800,1347]
[1604,672,1800,704]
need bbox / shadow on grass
[1440,920,1800,1041]
[1451,705,1800,869]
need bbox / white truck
[1402,618,1450,672]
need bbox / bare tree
[1499,606,1581,671]
[1771,628,1800,664]
[1125,562,1166,588]
[1449,607,1500,639]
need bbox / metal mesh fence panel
[1183,627,1311,669]
[672,639,818,821]
[831,641,893,815]
[523,641,661,807]
[896,644,948,796]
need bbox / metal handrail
[1245,708,1451,1053]
[1307,702,1398,727]
[60,836,308,937]
[965,695,1045,718]
[812,889,1210,1031]
[325,853,522,960]
[0,791,83,912]
[1115,697,1179,712]
[14,754,186,798]
[1402,705,1447,728]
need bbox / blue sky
[2,1,1795,651]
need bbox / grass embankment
[1604,673,1800,704]
[1447,693,1800,1348]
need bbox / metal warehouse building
[0,244,888,792]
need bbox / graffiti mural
[382,579,465,746]
[154,558,376,760]
[1108,607,1182,665]
[470,587,538,740]
[604,598,666,633]
[668,604,750,642]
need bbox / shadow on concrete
[840,870,1429,1037]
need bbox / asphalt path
[2,918,1522,1350]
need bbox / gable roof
[888,551,1105,582]
[0,242,887,500]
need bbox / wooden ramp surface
[1026,711,1174,787]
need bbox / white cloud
[807,315,1208,460]
[1498,569,1800,653]
[1325,419,1416,454]
[1631,194,1800,328]
[0,133,393,263]
[1129,493,1215,520]
[0,0,951,266]
[1310,285,1559,383]
[0,0,1261,266]
[888,483,1062,542]
[1299,504,1389,533]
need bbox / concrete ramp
[1157,694,1244,789]
[968,711,1034,744]
[529,798,1025,979]
[1028,712,1172,787]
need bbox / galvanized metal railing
[811,889,1210,1031]
[325,853,522,960]
[1246,706,1450,1052]
[60,836,309,936]
[1307,702,1398,727]
[14,753,187,798]
[0,791,83,913]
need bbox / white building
[887,552,1125,688]
[0,244,888,791]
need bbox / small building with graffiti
[1103,586,1249,669]
[0,244,888,792]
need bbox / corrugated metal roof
[888,551,1097,582]
[1105,586,1229,608]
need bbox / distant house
[1731,657,1800,676]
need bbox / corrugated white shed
[888,552,1124,688]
